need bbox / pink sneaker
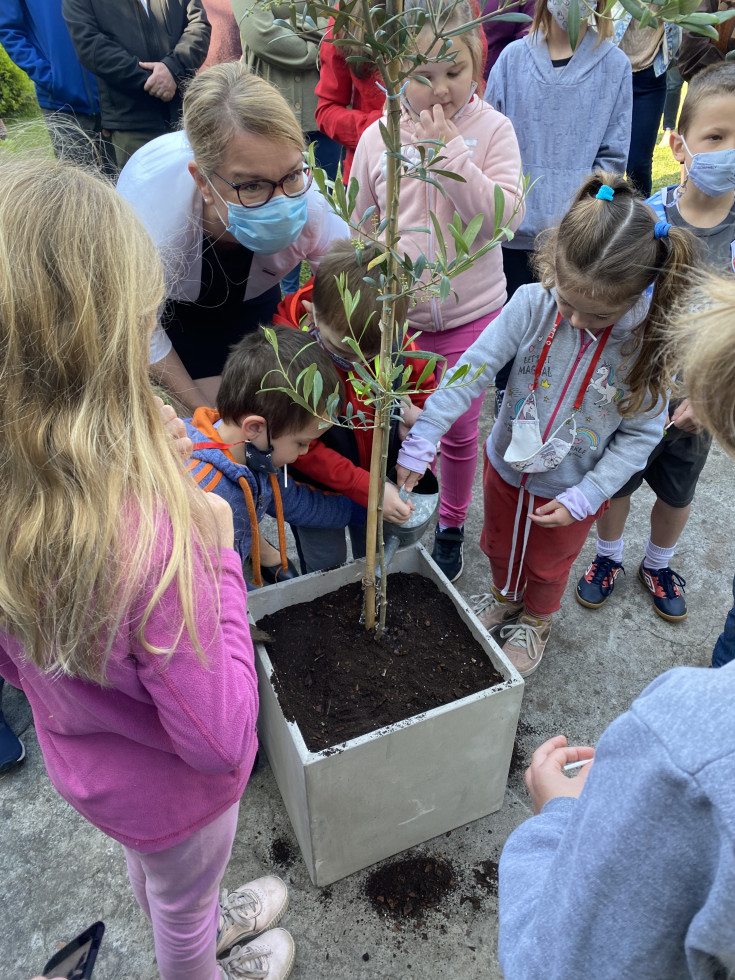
[473,587,524,631]
[499,613,551,677]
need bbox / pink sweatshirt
[0,547,258,853]
[351,96,524,332]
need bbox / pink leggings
[419,309,501,527]
[123,802,240,980]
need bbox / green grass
[651,127,682,194]
[0,101,53,156]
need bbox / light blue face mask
[211,183,309,254]
[680,135,735,198]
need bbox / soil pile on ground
[364,855,458,920]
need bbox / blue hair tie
[595,185,615,201]
[654,221,671,239]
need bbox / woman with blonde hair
[0,155,293,980]
[117,60,348,413]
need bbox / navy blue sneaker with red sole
[576,555,625,609]
[638,562,687,621]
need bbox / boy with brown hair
[185,325,364,587]
[274,238,435,571]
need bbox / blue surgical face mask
[211,182,309,254]
[680,135,735,198]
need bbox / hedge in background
[0,45,36,116]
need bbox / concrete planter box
[247,543,524,887]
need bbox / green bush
[0,44,36,116]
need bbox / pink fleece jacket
[0,547,258,853]
[351,96,524,332]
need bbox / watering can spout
[375,469,439,578]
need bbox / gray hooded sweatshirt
[498,660,735,979]
[485,31,632,251]
[401,284,666,513]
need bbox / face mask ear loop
[205,174,231,226]
[674,136,691,201]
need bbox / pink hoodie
[0,547,258,853]
[351,96,524,332]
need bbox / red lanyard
[532,315,614,412]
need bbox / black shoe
[0,721,25,774]
[261,559,299,585]
[431,525,464,582]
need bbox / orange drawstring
[268,473,289,572]
[237,474,290,587]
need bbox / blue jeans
[292,523,367,573]
[712,573,735,667]
[662,64,684,132]
[627,65,667,198]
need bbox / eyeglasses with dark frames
[211,163,313,209]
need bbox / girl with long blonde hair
[0,156,293,980]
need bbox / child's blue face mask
[680,135,735,198]
[211,183,308,254]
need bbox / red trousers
[480,455,608,617]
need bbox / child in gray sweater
[397,172,697,677]
[497,274,735,979]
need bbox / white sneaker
[219,928,295,980]
[216,876,289,957]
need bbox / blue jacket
[0,0,99,114]
[185,408,364,579]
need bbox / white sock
[596,535,624,564]
[644,539,676,570]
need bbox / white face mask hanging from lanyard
[503,314,614,473]
[498,314,615,599]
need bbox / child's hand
[201,493,235,551]
[398,399,423,442]
[384,483,415,524]
[668,398,702,434]
[414,104,460,147]
[525,735,595,815]
[395,464,424,492]
[154,395,193,462]
[528,499,574,527]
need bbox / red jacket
[273,283,436,508]
[315,22,385,182]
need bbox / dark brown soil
[364,855,458,920]
[258,572,504,752]
[269,836,295,868]
[473,859,499,896]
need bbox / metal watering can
[376,468,439,576]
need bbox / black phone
[42,921,105,980]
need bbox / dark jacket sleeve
[62,0,150,91]
[161,0,211,82]
[678,0,735,81]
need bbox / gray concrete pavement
[2,397,733,980]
